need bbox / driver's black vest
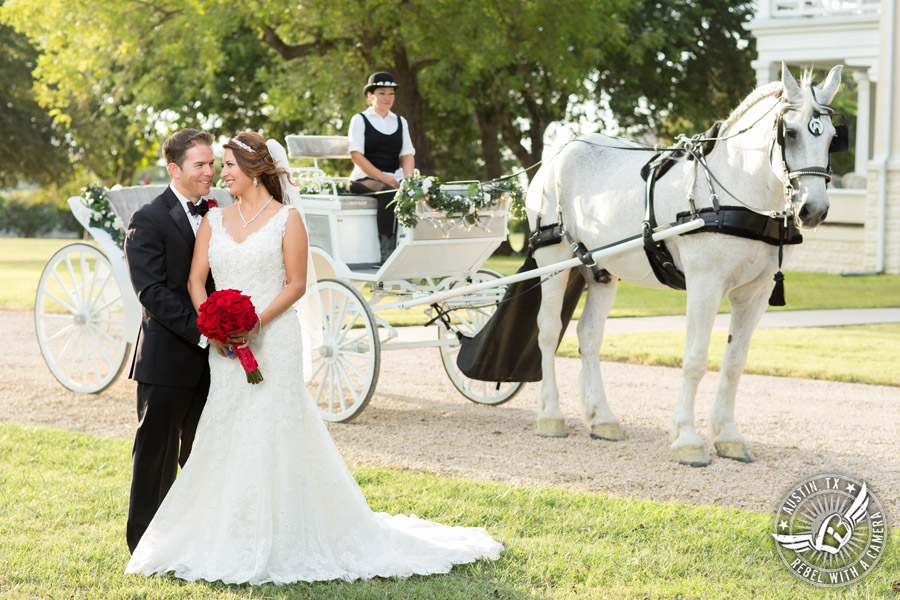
[361,113,403,173]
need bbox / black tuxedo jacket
[124,187,214,387]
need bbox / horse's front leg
[535,263,571,438]
[709,277,771,463]
[671,280,725,467]
[578,277,623,440]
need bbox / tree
[3,0,756,190]
[0,19,68,187]
[600,0,757,141]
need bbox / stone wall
[786,190,868,274]
[863,165,900,275]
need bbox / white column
[751,59,777,88]
[852,69,872,175]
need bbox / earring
[253,177,258,187]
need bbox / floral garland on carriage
[81,184,126,247]
[392,172,526,229]
[79,170,527,247]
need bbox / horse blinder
[829,114,849,154]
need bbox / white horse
[527,63,843,466]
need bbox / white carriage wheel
[308,278,380,422]
[34,243,130,394]
[437,269,524,405]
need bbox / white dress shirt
[170,184,204,235]
[347,107,415,181]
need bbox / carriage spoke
[333,350,371,359]
[335,364,348,412]
[337,330,368,349]
[49,270,77,309]
[44,281,78,315]
[90,273,122,313]
[308,357,327,382]
[88,270,115,312]
[79,252,91,306]
[45,324,75,343]
[63,256,84,311]
[89,325,121,366]
[85,330,103,384]
[90,317,126,326]
[328,367,336,414]
[39,313,77,320]
[56,328,79,361]
[335,359,361,405]
[79,329,88,385]
[339,356,366,381]
[314,367,328,404]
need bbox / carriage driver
[347,72,416,262]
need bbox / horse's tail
[525,160,561,231]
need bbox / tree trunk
[389,47,434,174]
[474,104,502,180]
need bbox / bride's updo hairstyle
[223,132,291,203]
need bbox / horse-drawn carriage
[35,63,846,465]
[34,135,530,421]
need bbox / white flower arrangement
[392,172,525,228]
[81,184,126,247]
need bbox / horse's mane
[720,82,782,131]
[721,71,833,132]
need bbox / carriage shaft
[379,218,705,311]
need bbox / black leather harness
[640,123,803,292]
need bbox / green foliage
[2,423,898,599]
[0,20,69,186]
[0,187,81,238]
[1,0,758,190]
[601,0,758,141]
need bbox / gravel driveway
[4,309,897,515]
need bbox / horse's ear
[781,61,802,100]
[819,65,843,105]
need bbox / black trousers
[350,177,397,237]
[126,374,209,553]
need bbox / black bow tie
[187,199,209,217]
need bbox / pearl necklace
[238,196,274,228]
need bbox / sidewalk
[393,308,900,342]
[596,307,900,336]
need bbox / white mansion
[749,0,900,274]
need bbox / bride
[125,132,503,584]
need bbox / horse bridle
[772,90,850,207]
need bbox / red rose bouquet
[197,289,263,384]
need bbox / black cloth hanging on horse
[456,255,586,383]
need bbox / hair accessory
[253,177,258,187]
[231,138,253,153]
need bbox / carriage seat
[106,184,235,227]
[286,135,377,209]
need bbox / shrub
[0,187,83,238]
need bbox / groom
[123,128,217,553]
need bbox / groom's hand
[209,339,232,358]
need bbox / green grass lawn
[2,423,896,599]
[0,238,83,310]
[4,238,898,317]
[559,323,900,387]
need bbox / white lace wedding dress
[125,205,502,584]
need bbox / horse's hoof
[590,423,624,441]
[673,446,710,467]
[715,442,754,463]
[536,418,568,438]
